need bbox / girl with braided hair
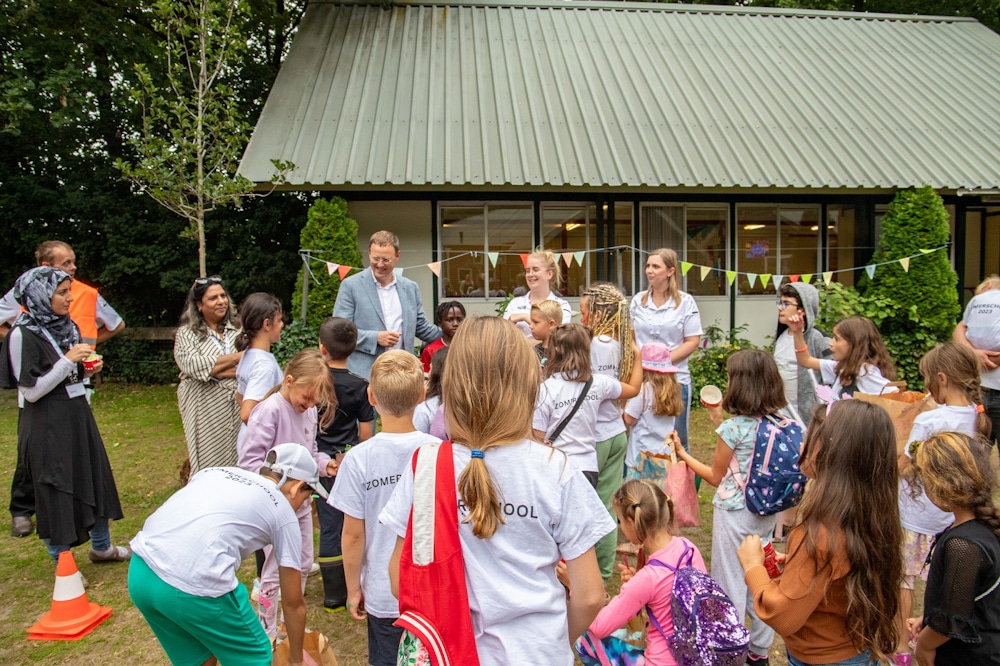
[904,432,1000,665]
[581,282,637,582]
[894,341,993,663]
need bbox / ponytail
[235,292,283,353]
[458,450,504,538]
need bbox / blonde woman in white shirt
[629,248,702,451]
[503,249,572,338]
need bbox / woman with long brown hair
[738,400,903,665]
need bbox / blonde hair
[528,248,562,291]
[370,350,425,417]
[443,317,541,538]
[920,342,992,439]
[531,299,563,324]
[271,349,337,429]
[581,282,635,382]
[975,274,1000,295]
[641,248,683,310]
[645,371,683,416]
[613,479,675,545]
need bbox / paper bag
[663,450,701,528]
[852,382,936,455]
[272,629,338,666]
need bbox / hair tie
[471,449,484,459]
[632,503,641,510]
[977,404,986,413]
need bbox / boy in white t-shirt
[328,350,441,666]
[129,444,321,666]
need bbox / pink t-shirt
[588,537,706,666]
[238,391,330,476]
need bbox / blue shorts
[129,554,271,666]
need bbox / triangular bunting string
[562,252,574,267]
[822,271,833,285]
[699,265,712,281]
[773,275,784,289]
[519,253,529,268]
[488,252,499,267]
[573,251,586,266]
[681,261,693,276]
[427,261,441,277]
[326,262,338,276]
[789,275,800,283]
[747,273,757,289]
[760,274,771,288]
[337,265,351,280]
[801,274,813,284]
[899,257,910,272]
[865,265,876,279]
[726,270,737,286]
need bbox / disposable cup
[700,385,722,408]
[83,352,102,372]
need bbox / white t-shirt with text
[963,290,1000,390]
[591,335,626,441]
[533,373,622,472]
[379,439,615,666]
[130,467,302,597]
[329,430,441,618]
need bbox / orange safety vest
[69,280,99,346]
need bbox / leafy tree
[293,198,363,329]
[116,0,256,278]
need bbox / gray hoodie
[776,282,830,426]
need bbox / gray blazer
[333,268,441,379]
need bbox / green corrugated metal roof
[239,0,1000,191]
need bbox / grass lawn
[0,384,921,665]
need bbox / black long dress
[0,326,122,547]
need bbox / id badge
[65,383,87,399]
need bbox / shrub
[688,322,758,406]
[849,186,960,388]
[273,319,319,367]
[292,197,363,329]
[100,337,179,384]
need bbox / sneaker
[309,562,320,577]
[250,577,261,604]
[89,545,132,563]
[11,515,33,538]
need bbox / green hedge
[688,322,758,406]
[99,337,179,384]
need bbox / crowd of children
[102,263,1000,666]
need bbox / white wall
[348,199,779,348]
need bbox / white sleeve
[95,295,123,330]
[554,471,616,561]
[681,294,703,337]
[378,463,415,538]
[532,383,553,433]
[819,359,838,385]
[0,289,19,326]
[597,374,622,401]
[560,298,573,325]
[624,390,645,420]
[272,517,305,571]
[413,403,432,434]
[328,450,366,519]
[8,328,76,403]
[243,359,279,402]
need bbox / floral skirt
[397,629,431,666]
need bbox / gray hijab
[12,266,81,352]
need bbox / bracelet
[794,345,808,353]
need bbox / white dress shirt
[374,273,403,349]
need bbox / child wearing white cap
[128,443,326,666]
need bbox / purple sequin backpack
[647,545,750,666]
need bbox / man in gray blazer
[333,230,441,379]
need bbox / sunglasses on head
[194,275,223,287]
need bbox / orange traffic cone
[27,551,112,641]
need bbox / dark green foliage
[688,323,758,407]
[99,338,180,385]
[293,198,363,329]
[273,319,319,367]
[848,186,959,387]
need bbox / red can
[762,541,782,578]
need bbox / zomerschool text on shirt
[329,430,441,618]
[591,335,626,441]
[963,289,1000,390]
[130,467,301,597]
[379,439,616,666]
[533,373,622,473]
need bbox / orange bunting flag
[337,265,351,280]
[519,253,530,268]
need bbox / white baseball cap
[266,443,328,499]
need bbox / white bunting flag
[747,273,757,289]
[326,262,338,276]
[427,262,441,277]
[488,252,499,267]
[700,265,711,281]
[865,265,876,280]
[899,257,910,272]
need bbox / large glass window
[542,203,633,296]
[737,205,821,294]
[641,203,728,296]
[439,203,532,298]
[827,204,855,287]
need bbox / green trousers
[595,431,628,581]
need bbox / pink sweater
[588,537,706,666]
[238,391,331,476]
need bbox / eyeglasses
[775,300,798,310]
[194,275,223,286]
[369,257,395,266]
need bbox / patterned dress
[173,323,241,474]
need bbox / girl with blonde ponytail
[503,248,573,339]
[382,317,613,664]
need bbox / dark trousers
[9,413,34,517]
[317,475,344,558]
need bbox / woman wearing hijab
[173,275,243,475]
[0,267,128,564]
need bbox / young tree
[294,197,363,329]
[116,0,254,277]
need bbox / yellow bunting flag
[801,274,813,284]
[681,261,693,276]
[919,248,934,254]
[760,274,772,288]
[700,265,712,281]
[726,270,737,285]
[899,257,910,272]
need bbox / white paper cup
[700,385,723,408]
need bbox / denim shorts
[787,650,877,666]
